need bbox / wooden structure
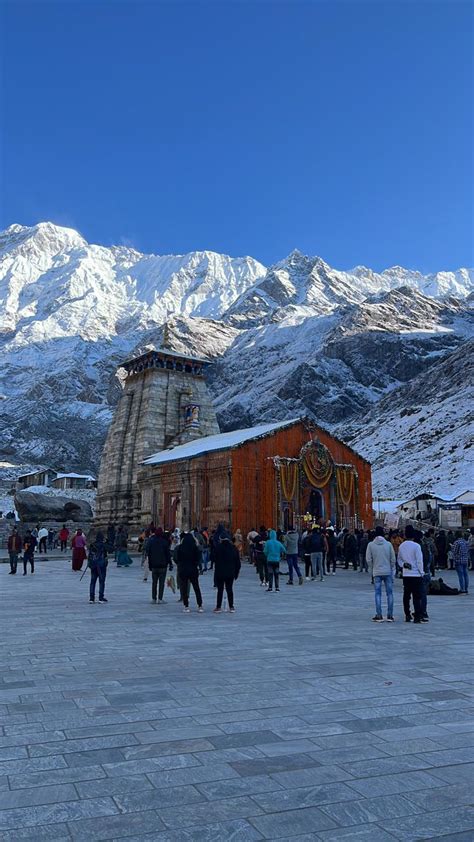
[52,473,97,491]
[17,467,57,490]
[138,418,372,534]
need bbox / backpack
[88,543,106,568]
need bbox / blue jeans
[90,566,107,600]
[374,575,394,617]
[287,554,301,582]
[310,552,323,580]
[456,564,469,593]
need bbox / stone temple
[96,346,372,534]
[95,347,219,529]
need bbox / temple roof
[143,418,302,466]
[121,347,210,370]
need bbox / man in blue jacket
[263,529,286,592]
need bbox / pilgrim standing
[71,529,87,571]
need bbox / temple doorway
[306,488,324,520]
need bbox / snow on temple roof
[144,419,302,466]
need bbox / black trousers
[60,540,67,551]
[216,576,234,609]
[267,563,279,590]
[327,551,336,573]
[304,555,311,577]
[23,555,34,574]
[255,552,267,583]
[403,577,423,621]
[152,568,167,601]
[39,537,47,553]
[180,574,202,608]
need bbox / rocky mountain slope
[0,222,472,499]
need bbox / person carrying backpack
[88,532,108,603]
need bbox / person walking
[213,531,241,612]
[71,529,87,571]
[7,528,22,574]
[148,528,172,603]
[253,528,268,586]
[177,532,203,613]
[22,530,37,575]
[38,526,48,554]
[58,524,69,552]
[283,527,303,585]
[308,526,325,581]
[468,528,474,571]
[88,532,108,603]
[326,526,337,575]
[344,530,359,571]
[366,526,396,622]
[452,532,470,594]
[263,529,286,592]
[399,525,426,623]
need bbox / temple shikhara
[96,346,372,533]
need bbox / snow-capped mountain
[0,222,472,500]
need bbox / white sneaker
[332,572,336,576]
[197,606,204,613]
[183,607,190,613]
[158,599,167,604]
[305,577,310,581]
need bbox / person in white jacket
[366,526,396,622]
[398,525,426,623]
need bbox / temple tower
[95,348,219,530]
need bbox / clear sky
[1,0,472,271]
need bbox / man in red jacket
[7,528,22,575]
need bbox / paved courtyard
[1,557,473,841]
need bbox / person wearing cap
[213,530,241,612]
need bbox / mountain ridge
[0,222,472,500]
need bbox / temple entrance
[165,492,182,529]
[305,488,324,520]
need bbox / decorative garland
[336,466,354,505]
[301,441,333,489]
[281,462,298,501]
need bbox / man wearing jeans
[283,528,303,585]
[366,525,396,622]
[308,526,325,581]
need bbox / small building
[395,493,447,523]
[52,473,97,491]
[454,491,474,528]
[138,417,373,535]
[17,467,57,490]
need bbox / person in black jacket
[147,528,172,604]
[177,532,203,613]
[213,532,241,613]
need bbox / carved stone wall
[95,351,219,531]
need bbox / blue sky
[1,0,472,271]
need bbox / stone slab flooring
[1,558,473,841]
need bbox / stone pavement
[0,558,473,841]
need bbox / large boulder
[14,491,93,523]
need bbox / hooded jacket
[147,531,171,569]
[176,534,201,576]
[366,536,396,577]
[264,530,286,564]
[214,539,241,580]
[283,530,299,555]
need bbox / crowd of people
[5,518,473,620]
